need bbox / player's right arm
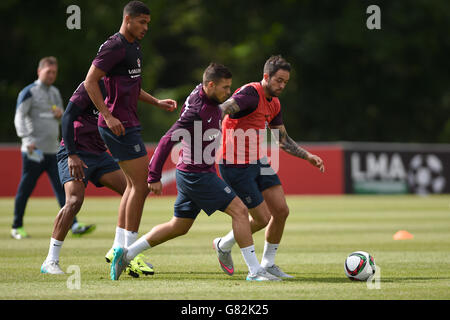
[84,65,125,136]
[148,102,196,195]
[147,134,179,195]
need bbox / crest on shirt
[137,58,141,68]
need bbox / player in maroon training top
[84,1,176,273]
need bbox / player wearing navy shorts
[84,1,176,265]
[214,55,325,279]
[110,63,280,281]
[40,79,153,277]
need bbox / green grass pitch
[0,195,449,300]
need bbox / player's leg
[214,164,271,252]
[111,216,195,280]
[118,154,149,235]
[98,167,153,276]
[45,153,94,236]
[205,175,279,281]
[259,184,293,278]
[50,181,85,241]
[11,152,44,239]
[97,126,148,241]
[261,184,289,245]
[41,180,85,274]
[97,168,127,229]
[110,173,199,280]
[98,168,128,260]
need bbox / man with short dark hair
[110,63,280,281]
[84,1,176,270]
[213,55,325,279]
[12,56,94,239]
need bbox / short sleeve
[269,109,283,126]
[92,39,125,73]
[232,85,259,112]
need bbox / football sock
[113,227,126,248]
[126,236,151,261]
[46,238,64,262]
[218,230,236,252]
[240,245,261,275]
[261,241,279,268]
[125,230,138,247]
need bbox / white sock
[261,241,279,268]
[218,230,236,252]
[46,238,64,262]
[126,236,151,261]
[125,230,138,247]
[113,227,126,248]
[240,245,261,275]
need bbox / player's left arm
[270,124,325,172]
[219,98,241,119]
[139,89,177,112]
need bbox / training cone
[393,230,414,240]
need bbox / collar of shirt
[199,84,219,107]
[35,79,51,91]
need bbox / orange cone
[393,230,414,240]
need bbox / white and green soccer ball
[344,251,376,281]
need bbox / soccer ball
[344,251,376,281]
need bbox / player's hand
[52,106,63,119]
[68,154,88,181]
[307,153,325,173]
[157,99,177,112]
[26,143,36,154]
[148,181,163,195]
[105,115,125,136]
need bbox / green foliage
[1,0,449,143]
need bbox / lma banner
[343,143,450,195]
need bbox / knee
[133,181,150,195]
[256,212,271,228]
[64,196,84,214]
[232,204,249,222]
[250,208,271,229]
[272,205,290,221]
[170,220,191,237]
[176,226,190,237]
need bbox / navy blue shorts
[57,146,120,187]
[98,126,147,162]
[219,159,281,209]
[174,170,237,219]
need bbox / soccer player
[110,63,280,281]
[40,79,153,277]
[84,1,176,263]
[213,55,325,279]
[12,56,94,239]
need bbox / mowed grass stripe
[0,195,449,299]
